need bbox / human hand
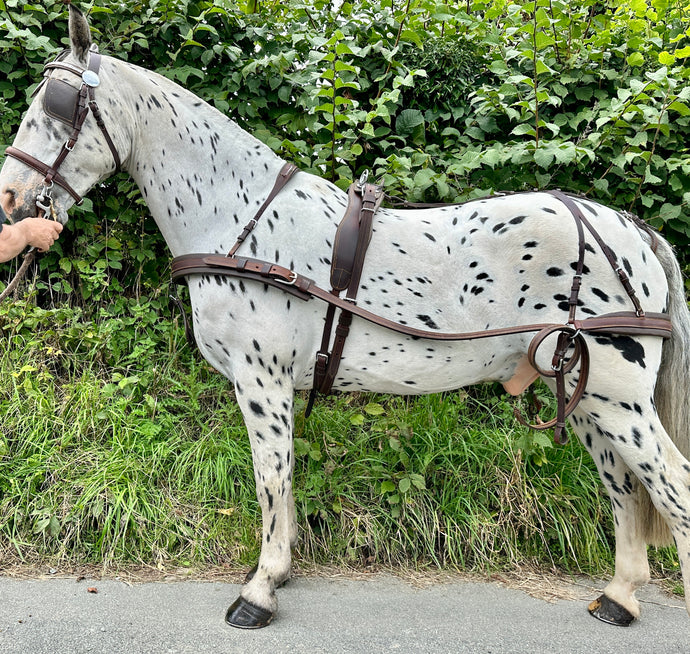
[20,218,64,252]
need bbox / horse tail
[640,233,690,546]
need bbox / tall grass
[0,300,679,585]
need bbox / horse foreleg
[225,377,296,629]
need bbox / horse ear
[68,3,92,64]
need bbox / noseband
[4,48,121,211]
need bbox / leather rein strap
[5,51,121,206]
[170,173,673,443]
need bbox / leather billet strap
[548,190,644,317]
[227,162,299,257]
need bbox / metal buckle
[275,271,297,286]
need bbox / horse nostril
[1,188,17,211]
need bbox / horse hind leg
[569,395,690,625]
[569,410,651,625]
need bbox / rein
[171,168,673,444]
[0,204,37,303]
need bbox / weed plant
[0,300,679,587]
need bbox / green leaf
[658,51,676,65]
[489,60,509,74]
[535,59,554,76]
[534,148,555,168]
[592,179,609,194]
[395,109,425,135]
[380,481,396,494]
[668,100,690,116]
[409,473,426,490]
[335,43,354,56]
[627,52,644,67]
[398,477,411,493]
[294,438,311,456]
[512,124,536,137]
[364,402,385,416]
[482,148,502,168]
[644,169,663,184]
[659,203,682,221]
[399,30,423,47]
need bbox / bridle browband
[4,48,121,210]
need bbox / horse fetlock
[241,577,278,616]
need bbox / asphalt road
[0,572,686,653]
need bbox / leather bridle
[4,48,121,215]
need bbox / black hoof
[588,594,635,627]
[225,596,274,629]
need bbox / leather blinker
[43,78,81,127]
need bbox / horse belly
[331,322,530,394]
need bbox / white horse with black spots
[2,6,690,629]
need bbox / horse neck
[119,62,284,256]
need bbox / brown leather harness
[1,53,672,444]
[171,164,672,444]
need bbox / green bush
[0,1,685,578]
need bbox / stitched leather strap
[171,169,671,442]
[5,146,83,203]
[5,51,120,206]
[172,248,671,444]
[171,253,673,341]
[314,181,383,401]
[227,162,299,257]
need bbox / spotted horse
[2,5,690,630]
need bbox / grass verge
[0,301,680,591]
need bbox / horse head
[0,5,131,225]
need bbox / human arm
[0,218,64,262]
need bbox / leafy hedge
[1,0,689,310]
[0,0,687,574]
